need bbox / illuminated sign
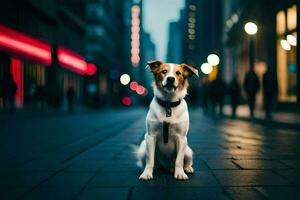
[0,24,52,65]
[131,5,140,67]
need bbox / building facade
[222,0,299,111]
[0,0,94,109]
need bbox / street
[1,108,300,200]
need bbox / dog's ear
[181,63,199,78]
[146,60,163,73]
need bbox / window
[276,5,297,103]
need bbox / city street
[1,108,300,200]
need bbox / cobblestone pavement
[1,108,300,200]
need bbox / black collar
[156,97,181,108]
[156,97,181,117]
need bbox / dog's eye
[162,70,168,74]
[176,71,181,75]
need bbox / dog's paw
[174,168,188,180]
[139,171,153,180]
[184,166,194,174]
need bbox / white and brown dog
[136,60,198,180]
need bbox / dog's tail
[129,140,146,169]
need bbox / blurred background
[0,0,299,115]
[1,1,300,199]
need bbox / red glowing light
[0,24,52,65]
[57,46,87,75]
[10,58,23,108]
[122,96,132,106]
[136,85,145,95]
[130,81,138,91]
[86,63,97,76]
[131,5,140,66]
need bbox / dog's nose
[167,76,175,83]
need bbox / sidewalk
[223,105,300,130]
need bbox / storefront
[276,4,298,103]
[0,24,96,109]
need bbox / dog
[136,60,198,180]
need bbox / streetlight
[200,63,213,75]
[244,22,258,35]
[207,54,220,66]
[244,22,258,70]
[120,74,131,85]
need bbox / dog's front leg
[174,136,188,180]
[139,134,156,180]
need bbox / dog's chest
[146,99,189,137]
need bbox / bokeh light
[287,34,297,46]
[281,39,291,51]
[136,85,145,95]
[120,74,131,85]
[244,22,258,35]
[121,96,132,106]
[200,63,213,75]
[207,54,220,66]
[130,81,138,91]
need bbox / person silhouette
[228,76,241,118]
[263,70,277,118]
[210,74,226,116]
[244,69,260,118]
[4,74,17,112]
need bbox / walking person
[243,69,260,119]
[4,74,17,112]
[263,70,277,118]
[228,76,241,118]
[200,77,210,115]
[210,74,226,116]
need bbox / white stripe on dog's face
[162,63,176,88]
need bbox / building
[167,21,183,63]
[222,0,299,111]
[180,0,222,71]
[0,0,96,109]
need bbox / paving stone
[280,160,300,169]
[233,160,289,170]
[203,158,240,169]
[0,187,29,199]
[224,187,265,200]
[167,187,229,200]
[255,186,300,200]
[213,170,289,186]
[42,172,94,187]
[76,187,129,200]
[64,160,103,172]
[0,171,54,188]
[22,186,82,200]
[89,172,140,187]
[165,171,219,187]
[131,186,167,200]
[273,169,300,185]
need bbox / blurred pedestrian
[244,69,260,118]
[263,70,277,118]
[3,74,17,112]
[0,78,4,107]
[200,77,210,115]
[228,76,241,118]
[210,74,226,116]
[66,86,75,112]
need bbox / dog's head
[147,60,198,95]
